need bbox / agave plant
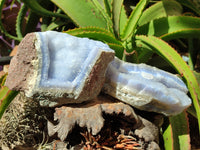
[0,0,200,149]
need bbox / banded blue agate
[103,57,192,116]
[37,31,112,88]
[5,31,191,114]
[5,31,115,106]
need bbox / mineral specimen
[5,31,115,107]
[103,57,192,116]
[5,31,191,115]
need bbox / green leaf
[134,39,154,63]
[138,0,183,26]
[119,4,128,38]
[107,43,124,59]
[170,111,190,150]
[163,120,174,150]
[16,4,28,39]
[161,28,200,41]
[0,74,18,119]
[176,0,200,16]
[194,71,200,86]
[46,20,67,31]
[0,0,22,41]
[188,38,195,70]
[65,27,124,58]
[121,0,149,40]
[24,10,40,35]
[112,0,124,37]
[103,0,112,17]
[0,86,19,119]
[51,0,109,30]
[65,27,121,45]
[92,0,113,33]
[136,35,200,135]
[163,111,190,150]
[0,74,7,87]
[24,0,54,34]
[136,16,200,40]
[137,49,153,64]
[23,0,68,19]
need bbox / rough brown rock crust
[5,33,37,92]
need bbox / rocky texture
[135,116,159,143]
[47,94,140,141]
[0,93,52,149]
[5,31,115,107]
[103,57,192,116]
[0,93,160,149]
[47,94,160,149]
[5,33,37,93]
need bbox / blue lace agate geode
[5,31,115,106]
[103,57,191,116]
[5,31,191,115]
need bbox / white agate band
[103,57,192,116]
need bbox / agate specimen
[5,31,115,106]
[5,31,191,115]
[103,57,192,116]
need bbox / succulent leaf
[0,0,22,41]
[161,28,200,41]
[163,122,174,150]
[107,43,124,59]
[51,0,108,30]
[121,0,149,40]
[46,20,67,31]
[103,0,112,17]
[65,27,122,45]
[136,35,200,134]
[22,0,68,19]
[16,4,28,39]
[0,86,19,119]
[24,11,40,35]
[92,0,114,33]
[176,0,200,16]
[169,111,191,150]
[163,111,190,150]
[119,4,128,38]
[136,16,200,40]
[138,0,183,26]
[112,0,124,38]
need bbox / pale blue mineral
[5,31,115,106]
[103,57,192,116]
[5,31,192,114]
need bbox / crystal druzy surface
[34,31,114,101]
[5,31,115,106]
[103,57,192,115]
[37,31,112,89]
